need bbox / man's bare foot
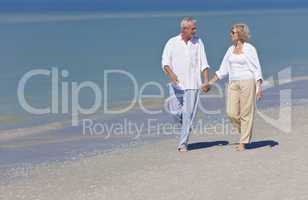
[235,143,246,151]
[177,144,188,152]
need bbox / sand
[1,103,308,200]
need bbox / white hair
[180,17,197,29]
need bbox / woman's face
[230,28,239,42]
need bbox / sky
[0,0,308,11]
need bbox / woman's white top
[228,52,254,80]
[216,42,263,82]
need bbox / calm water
[0,9,308,169]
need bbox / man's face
[182,22,197,39]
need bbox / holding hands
[201,83,211,93]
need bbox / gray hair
[180,17,197,29]
[232,23,251,42]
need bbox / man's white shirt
[162,34,210,90]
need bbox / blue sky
[1,0,308,11]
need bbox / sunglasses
[231,30,236,35]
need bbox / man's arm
[199,39,210,93]
[164,65,179,84]
[201,68,210,93]
[202,68,209,83]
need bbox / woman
[208,23,263,151]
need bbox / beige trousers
[227,79,256,144]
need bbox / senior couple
[162,17,263,152]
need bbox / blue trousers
[168,84,200,147]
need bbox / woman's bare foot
[235,143,246,151]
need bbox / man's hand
[170,73,179,84]
[201,83,210,93]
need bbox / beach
[1,102,307,200]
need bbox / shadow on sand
[245,140,279,150]
[188,141,229,151]
[188,140,279,151]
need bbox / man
[162,17,210,152]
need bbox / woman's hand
[256,80,263,101]
[208,74,219,85]
[201,74,219,93]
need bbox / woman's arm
[209,73,220,85]
[246,44,264,100]
[209,47,231,85]
[215,47,231,81]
